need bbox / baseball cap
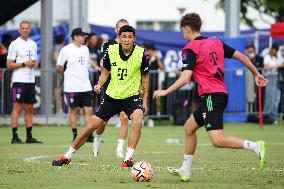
[71,27,88,38]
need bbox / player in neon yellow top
[52,25,150,168]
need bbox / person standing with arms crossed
[93,19,131,158]
[7,20,42,144]
[153,13,268,182]
[52,25,149,167]
[56,28,94,142]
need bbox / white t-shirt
[57,43,92,92]
[7,37,37,83]
[263,54,282,75]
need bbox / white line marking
[24,156,51,162]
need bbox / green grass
[0,123,283,189]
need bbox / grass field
[0,122,283,189]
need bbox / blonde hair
[115,19,129,28]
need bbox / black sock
[12,128,19,139]
[72,128,77,139]
[26,127,32,139]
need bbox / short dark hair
[245,45,255,50]
[119,25,135,37]
[180,13,202,32]
[142,43,156,51]
[54,34,65,45]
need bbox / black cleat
[26,137,43,143]
[52,155,71,166]
[11,138,24,144]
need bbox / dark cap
[71,28,88,38]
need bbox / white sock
[244,140,257,153]
[116,139,125,152]
[180,154,193,171]
[64,146,76,160]
[124,147,135,161]
[94,134,101,144]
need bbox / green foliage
[0,123,283,189]
[215,0,284,28]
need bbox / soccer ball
[131,161,153,182]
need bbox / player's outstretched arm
[153,70,192,99]
[232,51,268,87]
[141,73,149,115]
[94,68,110,94]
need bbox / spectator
[53,34,65,114]
[0,33,12,68]
[278,45,284,119]
[85,32,101,85]
[245,45,264,113]
[263,44,282,123]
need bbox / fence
[0,68,283,124]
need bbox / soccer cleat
[26,137,43,143]
[167,167,191,182]
[52,155,71,166]
[11,137,24,144]
[116,150,124,158]
[257,140,267,169]
[121,158,134,167]
[92,142,100,157]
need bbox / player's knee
[211,138,223,148]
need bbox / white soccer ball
[131,161,153,182]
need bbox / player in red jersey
[153,13,268,182]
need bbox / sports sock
[26,127,32,139]
[94,134,101,144]
[116,139,125,152]
[244,140,257,153]
[124,147,134,161]
[180,154,194,171]
[72,128,77,140]
[12,128,19,139]
[64,146,76,160]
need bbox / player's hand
[143,101,148,115]
[25,60,36,68]
[94,84,101,94]
[255,74,268,87]
[153,90,167,99]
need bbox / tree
[215,0,284,29]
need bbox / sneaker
[26,137,43,143]
[121,158,134,167]
[167,167,191,182]
[86,134,94,143]
[92,142,100,157]
[11,138,24,144]
[116,150,124,158]
[52,155,71,166]
[256,140,267,169]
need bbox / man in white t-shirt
[6,20,42,144]
[263,44,282,122]
[57,28,94,141]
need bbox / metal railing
[0,68,283,124]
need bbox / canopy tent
[0,0,38,26]
[270,22,284,38]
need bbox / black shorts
[11,82,36,104]
[95,95,143,122]
[193,94,228,131]
[65,91,94,108]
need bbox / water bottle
[166,138,181,144]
